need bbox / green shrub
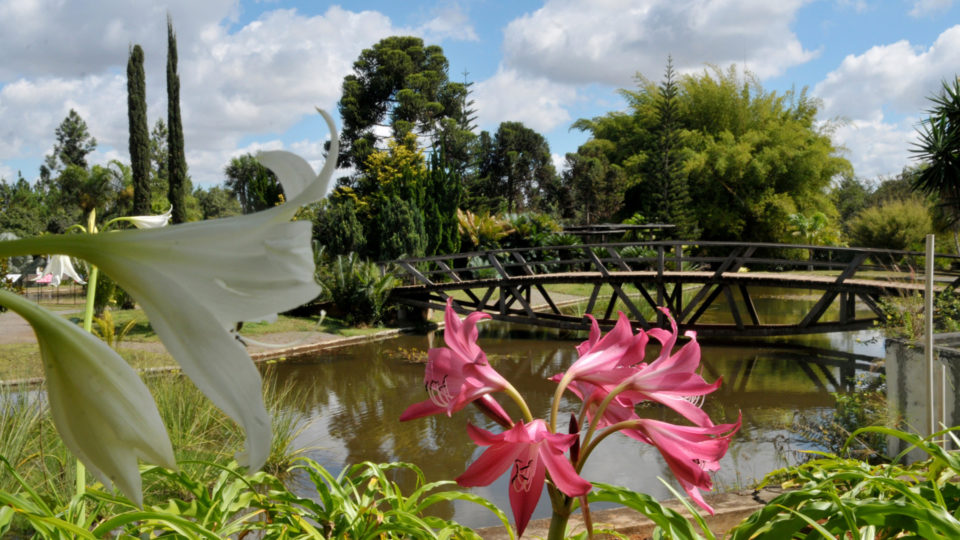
[316,253,399,325]
[847,197,932,251]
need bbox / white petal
[257,108,339,213]
[35,254,85,286]
[128,207,173,229]
[0,290,175,505]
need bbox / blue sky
[0,0,958,188]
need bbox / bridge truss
[389,241,960,336]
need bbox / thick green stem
[546,502,571,540]
[76,210,98,498]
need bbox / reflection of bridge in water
[390,241,960,336]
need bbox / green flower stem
[76,210,99,498]
[579,378,633,463]
[502,381,534,424]
[550,371,576,432]
[546,485,572,540]
[577,419,641,473]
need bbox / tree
[337,36,472,171]
[911,77,960,252]
[194,185,241,219]
[563,139,627,224]
[648,58,696,237]
[467,122,556,213]
[41,109,97,179]
[223,154,283,213]
[573,64,851,242]
[166,16,188,224]
[127,44,151,215]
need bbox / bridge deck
[389,241,960,335]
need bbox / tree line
[2,33,958,261]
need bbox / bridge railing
[391,240,960,287]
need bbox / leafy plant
[90,307,138,349]
[457,209,514,250]
[727,427,960,539]
[316,253,400,325]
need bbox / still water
[265,287,885,529]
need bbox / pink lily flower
[400,298,511,424]
[624,415,741,514]
[560,309,720,427]
[457,419,592,536]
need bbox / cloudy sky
[0,0,958,188]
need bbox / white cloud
[813,25,960,178]
[831,117,919,179]
[909,0,954,17]
[0,5,403,185]
[473,67,577,133]
[0,0,238,82]
[418,4,478,42]
[502,0,815,87]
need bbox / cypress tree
[127,44,151,215]
[166,16,188,223]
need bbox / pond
[265,286,886,529]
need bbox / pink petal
[576,315,602,356]
[456,439,523,488]
[509,445,546,538]
[399,399,445,422]
[541,437,591,496]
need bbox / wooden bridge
[388,241,960,336]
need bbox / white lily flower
[34,254,85,286]
[0,290,176,505]
[126,206,173,229]
[3,109,340,470]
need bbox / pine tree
[166,16,188,224]
[127,44,151,215]
[651,57,697,238]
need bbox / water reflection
[267,319,883,529]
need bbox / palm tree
[911,77,960,253]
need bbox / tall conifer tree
[127,44,151,215]
[166,16,188,223]
[651,57,697,238]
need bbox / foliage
[338,35,472,172]
[574,64,850,242]
[911,77,960,224]
[457,208,514,251]
[166,16,188,224]
[1,458,504,539]
[91,307,139,349]
[792,374,892,461]
[726,427,960,539]
[501,212,562,249]
[465,121,556,213]
[314,197,366,256]
[39,109,97,181]
[316,253,400,325]
[562,139,628,224]
[423,148,463,255]
[374,195,427,260]
[194,184,242,219]
[847,197,933,251]
[224,153,283,213]
[127,43,151,216]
